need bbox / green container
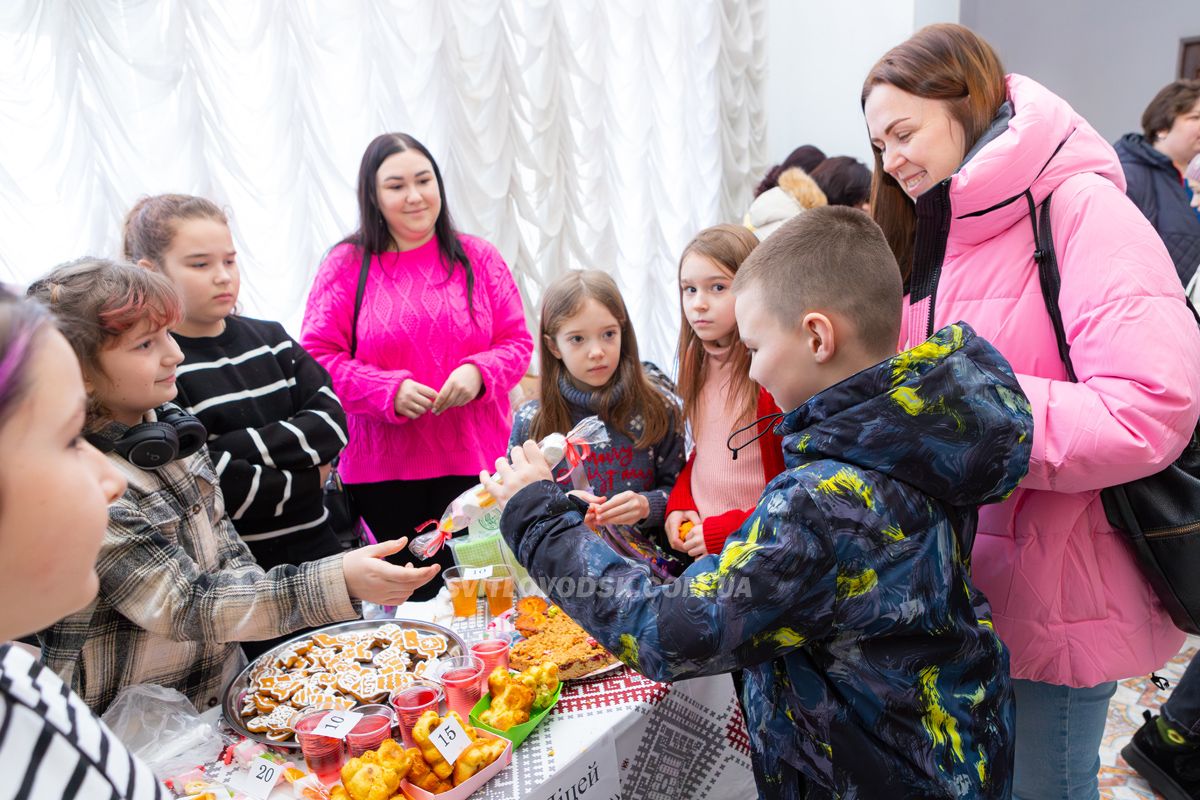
[447,531,532,591]
[469,681,562,749]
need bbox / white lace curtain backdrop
[0,0,767,371]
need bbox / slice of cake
[510,606,619,679]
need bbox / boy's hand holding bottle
[481,441,555,510]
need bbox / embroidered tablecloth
[203,599,755,799]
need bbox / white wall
[960,0,1200,143]
[762,0,960,170]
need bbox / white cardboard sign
[429,714,472,766]
[530,730,623,800]
[310,709,363,740]
[232,755,283,800]
[463,565,494,580]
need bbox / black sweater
[172,316,347,543]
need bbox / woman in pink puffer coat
[863,24,1200,800]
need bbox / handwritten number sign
[313,709,363,739]
[235,755,283,800]
[430,714,471,766]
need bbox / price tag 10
[429,714,471,766]
[311,709,363,740]
[234,755,283,800]
[463,565,493,580]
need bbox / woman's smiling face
[865,83,967,200]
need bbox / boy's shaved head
[732,206,903,356]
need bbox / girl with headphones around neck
[27,258,439,715]
[0,288,170,798]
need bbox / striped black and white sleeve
[0,645,168,800]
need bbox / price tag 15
[312,709,363,739]
[463,565,493,580]
[429,714,471,766]
[233,755,283,800]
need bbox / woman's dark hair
[344,133,475,314]
[1142,80,1200,141]
[754,145,826,197]
[809,157,873,208]
[861,24,1007,280]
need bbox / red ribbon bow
[413,519,452,558]
[557,434,594,483]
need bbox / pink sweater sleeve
[460,239,533,398]
[1015,179,1200,493]
[300,245,413,423]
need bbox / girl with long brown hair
[862,23,1200,799]
[510,270,684,539]
[663,225,785,559]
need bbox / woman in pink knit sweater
[301,133,533,599]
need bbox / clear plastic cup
[390,679,444,749]
[344,703,395,757]
[443,566,481,618]
[293,709,347,785]
[483,566,515,617]
[434,655,485,719]
[470,638,511,693]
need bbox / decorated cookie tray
[221,618,467,749]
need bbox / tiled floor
[1100,636,1199,799]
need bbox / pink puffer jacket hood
[899,74,1200,687]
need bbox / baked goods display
[477,663,559,731]
[230,621,459,745]
[509,598,619,680]
[331,739,412,800]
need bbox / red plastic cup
[470,638,511,693]
[293,710,347,785]
[344,703,395,757]
[390,680,444,749]
[435,655,485,720]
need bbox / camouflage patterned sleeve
[500,477,837,682]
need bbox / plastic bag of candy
[409,416,609,559]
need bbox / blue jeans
[1012,678,1118,800]
[1163,653,1200,736]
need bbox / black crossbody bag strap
[351,248,371,359]
[1026,190,1077,380]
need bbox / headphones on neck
[86,405,207,469]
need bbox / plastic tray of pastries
[222,618,467,748]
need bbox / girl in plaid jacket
[29,258,439,713]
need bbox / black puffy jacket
[1114,133,1200,285]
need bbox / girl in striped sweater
[123,195,348,580]
[664,224,786,559]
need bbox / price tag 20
[234,755,283,800]
[312,709,363,740]
[463,565,493,580]
[429,714,471,766]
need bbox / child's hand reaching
[592,491,651,527]
[343,538,441,605]
[481,441,555,509]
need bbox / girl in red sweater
[665,224,786,559]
